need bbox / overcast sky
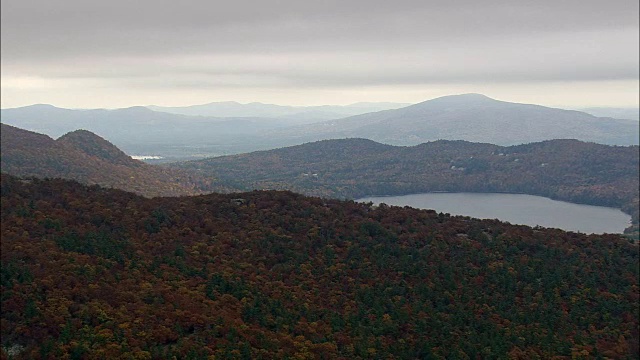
[1,0,638,108]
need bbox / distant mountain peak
[114,106,156,114]
[404,93,498,110]
[29,103,60,109]
[5,103,65,111]
[272,93,638,147]
[428,93,494,102]
[458,93,492,99]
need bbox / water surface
[358,192,630,234]
[131,155,164,160]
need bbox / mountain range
[2,94,638,160]
[266,94,640,146]
[0,105,293,159]
[148,101,410,120]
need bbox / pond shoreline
[356,192,631,235]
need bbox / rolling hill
[1,174,638,358]
[266,94,640,146]
[0,124,231,197]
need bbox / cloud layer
[2,0,638,108]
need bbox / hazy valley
[2,94,638,161]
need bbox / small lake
[131,155,164,160]
[357,193,631,234]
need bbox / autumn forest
[1,175,638,359]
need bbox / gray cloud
[3,0,637,59]
[1,0,638,107]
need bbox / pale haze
[1,0,638,109]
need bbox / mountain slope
[267,94,640,146]
[172,138,640,233]
[0,124,230,197]
[1,175,638,358]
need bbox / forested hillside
[0,124,231,197]
[1,175,638,359]
[172,138,640,234]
